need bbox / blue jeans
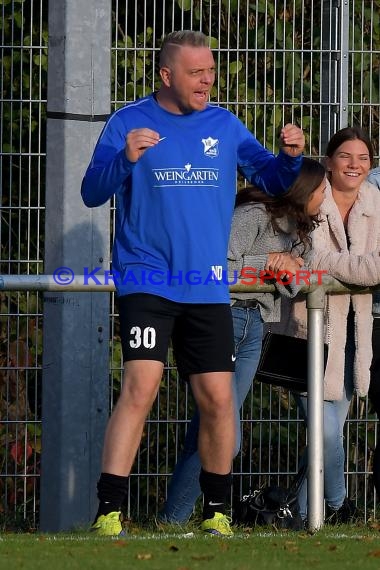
[294,309,355,520]
[159,306,263,523]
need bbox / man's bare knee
[118,360,163,412]
[201,399,234,423]
[190,372,233,407]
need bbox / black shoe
[325,497,357,524]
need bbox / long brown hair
[235,157,326,254]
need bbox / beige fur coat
[274,180,380,400]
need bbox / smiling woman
[325,126,373,226]
[279,126,380,525]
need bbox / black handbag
[232,465,307,531]
[233,486,304,531]
[255,332,328,392]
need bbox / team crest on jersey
[201,136,219,158]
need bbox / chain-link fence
[1,0,46,529]
[1,0,380,530]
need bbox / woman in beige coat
[282,127,380,523]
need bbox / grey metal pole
[0,275,115,292]
[40,0,111,531]
[306,283,326,531]
[339,0,350,128]
[320,0,339,152]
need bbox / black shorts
[118,293,235,379]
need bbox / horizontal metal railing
[0,273,378,531]
[1,272,372,294]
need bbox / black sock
[199,468,232,520]
[94,472,129,520]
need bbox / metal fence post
[306,283,326,531]
[40,0,111,531]
[320,0,340,151]
[338,0,350,128]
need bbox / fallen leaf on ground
[368,550,380,558]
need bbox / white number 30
[129,326,156,349]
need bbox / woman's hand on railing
[265,252,304,274]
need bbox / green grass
[1,523,380,570]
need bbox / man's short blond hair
[159,30,210,67]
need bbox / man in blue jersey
[81,29,305,537]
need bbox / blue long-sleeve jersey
[81,94,302,303]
